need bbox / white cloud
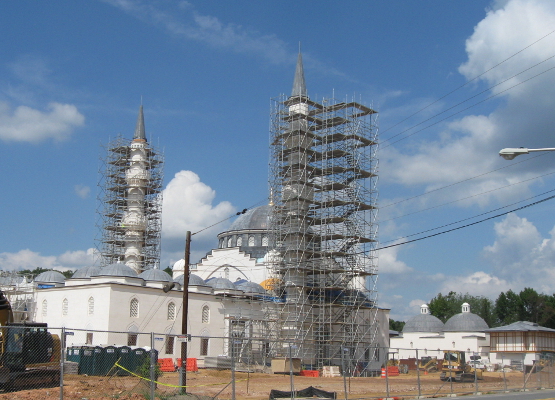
[0,101,85,143]
[381,0,555,209]
[161,170,235,258]
[0,248,96,272]
[439,271,510,297]
[74,184,91,199]
[379,243,412,274]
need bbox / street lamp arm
[499,147,555,160]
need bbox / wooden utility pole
[180,231,191,394]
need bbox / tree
[163,266,173,276]
[428,291,495,325]
[389,319,405,332]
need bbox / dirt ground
[0,369,550,400]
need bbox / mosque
[389,303,490,361]
[3,53,390,372]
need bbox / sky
[2,0,555,321]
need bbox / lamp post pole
[179,231,191,395]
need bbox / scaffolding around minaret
[96,107,164,273]
[264,53,379,373]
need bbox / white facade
[390,304,490,361]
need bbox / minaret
[265,50,379,370]
[97,105,164,274]
[121,106,150,273]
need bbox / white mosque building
[389,303,490,361]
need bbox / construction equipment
[0,291,61,391]
[440,351,483,382]
[418,356,438,373]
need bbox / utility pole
[180,231,191,394]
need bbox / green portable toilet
[80,347,96,375]
[116,346,132,376]
[91,346,103,375]
[96,345,118,376]
[129,348,148,376]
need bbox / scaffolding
[264,92,379,373]
[96,135,164,272]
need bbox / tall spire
[133,105,146,141]
[291,51,307,98]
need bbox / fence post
[523,353,527,390]
[150,332,155,400]
[502,354,507,392]
[416,349,421,398]
[59,326,65,400]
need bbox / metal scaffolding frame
[96,135,164,271]
[264,93,379,372]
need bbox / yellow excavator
[418,356,438,373]
[440,351,483,382]
[0,291,61,390]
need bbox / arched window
[224,267,230,280]
[202,305,210,324]
[219,238,224,248]
[130,298,139,318]
[262,236,268,246]
[62,298,68,316]
[227,237,232,247]
[248,236,255,246]
[42,299,47,317]
[236,236,243,246]
[88,297,94,315]
[167,302,176,320]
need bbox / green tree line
[389,288,555,329]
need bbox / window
[262,236,268,246]
[128,333,138,346]
[42,300,47,317]
[88,297,94,315]
[202,305,210,324]
[248,236,255,246]
[62,298,68,316]
[236,236,242,246]
[224,267,229,280]
[201,338,209,356]
[165,336,175,354]
[167,302,176,320]
[86,332,93,345]
[227,237,232,247]
[130,298,139,318]
[219,238,223,248]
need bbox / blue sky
[2,0,555,320]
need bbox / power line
[380,169,555,223]
[375,193,555,252]
[379,153,547,210]
[381,27,555,140]
[381,54,555,146]
[380,187,555,244]
[381,64,555,150]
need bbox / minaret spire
[133,105,146,141]
[291,50,307,98]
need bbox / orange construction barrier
[299,370,319,377]
[177,358,198,372]
[157,358,176,372]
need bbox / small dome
[172,259,185,270]
[228,205,270,231]
[35,271,66,284]
[444,303,488,332]
[235,281,265,295]
[174,274,207,286]
[72,266,101,279]
[403,304,444,333]
[93,263,138,278]
[206,277,235,290]
[138,269,173,282]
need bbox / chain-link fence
[1,326,555,400]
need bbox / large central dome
[228,205,270,231]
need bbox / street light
[499,147,555,160]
